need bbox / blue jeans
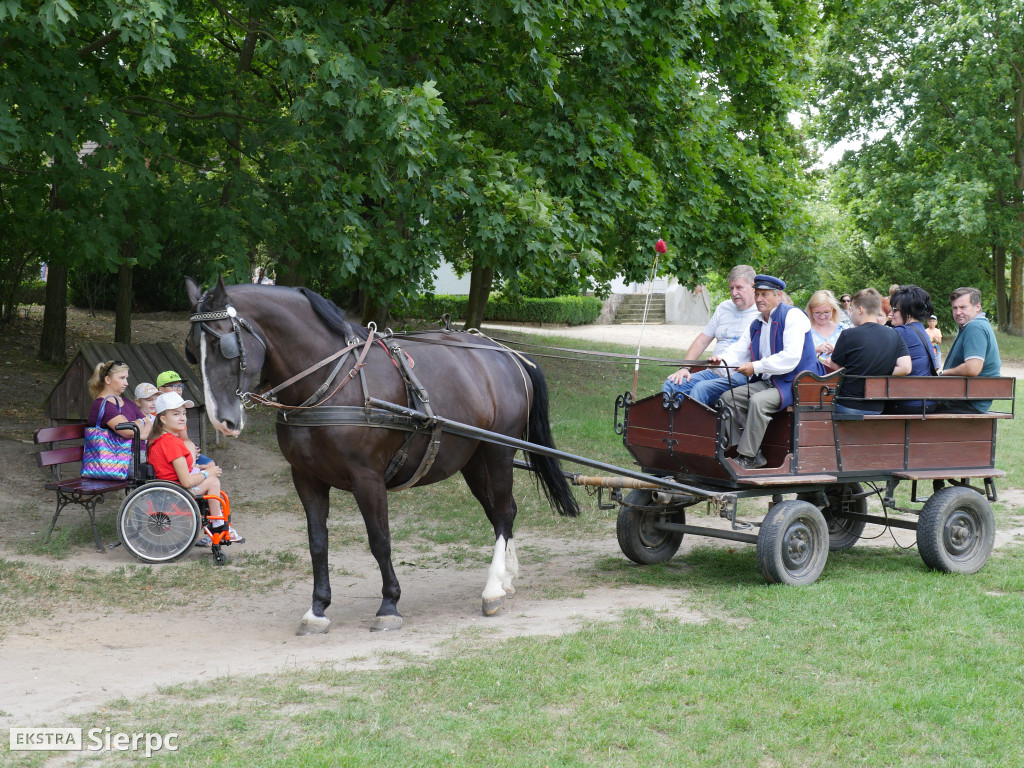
[662,369,749,407]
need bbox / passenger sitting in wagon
[935,287,1001,414]
[662,265,759,407]
[886,284,939,414]
[715,274,825,470]
[825,288,911,415]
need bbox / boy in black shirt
[828,288,911,414]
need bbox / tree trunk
[463,261,493,330]
[992,244,1008,332]
[38,261,68,364]
[361,295,389,329]
[1012,72,1024,336]
[114,247,133,343]
[1011,248,1024,337]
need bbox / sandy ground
[1,312,1021,736]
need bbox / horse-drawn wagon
[610,369,1014,585]
[83,277,1014,633]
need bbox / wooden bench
[34,423,141,552]
[792,374,1014,475]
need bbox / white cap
[154,392,195,414]
[134,382,159,399]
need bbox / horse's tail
[523,357,581,518]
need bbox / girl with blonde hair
[87,360,153,444]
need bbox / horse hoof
[298,608,330,636]
[370,614,403,632]
[482,594,506,616]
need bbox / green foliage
[69,240,211,313]
[2,0,822,326]
[815,0,1024,333]
[17,279,46,306]
[409,293,602,326]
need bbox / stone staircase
[613,293,665,324]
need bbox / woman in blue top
[886,285,938,414]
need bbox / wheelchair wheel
[117,481,201,564]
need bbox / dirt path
[0,309,718,728]
[1,308,1021,730]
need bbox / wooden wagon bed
[622,371,1014,487]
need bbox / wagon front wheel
[616,489,684,565]
[757,500,829,585]
[917,486,994,574]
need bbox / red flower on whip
[655,239,667,253]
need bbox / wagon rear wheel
[118,481,201,564]
[616,489,684,565]
[757,500,829,585]
[917,486,994,574]
[798,482,867,552]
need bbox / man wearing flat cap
[714,274,826,470]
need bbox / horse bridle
[187,304,267,401]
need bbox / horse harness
[188,306,528,491]
[186,305,267,399]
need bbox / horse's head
[186,276,267,437]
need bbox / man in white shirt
[715,275,825,470]
[662,265,758,407]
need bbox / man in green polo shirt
[936,287,1001,413]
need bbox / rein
[387,331,695,366]
[244,326,378,411]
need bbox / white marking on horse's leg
[297,607,330,635]
[481,535,508,616]
[502,538,519,594]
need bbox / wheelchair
[117,482,234,565]
[110,423,236,565]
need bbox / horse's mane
[296,287,369,341]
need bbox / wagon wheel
[797,482,867,552]
[616,489,684,565]
[117,481,201,564]
[757,500,829,585]
[917,486,994,574]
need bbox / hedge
[409,294,602,326]
[18,280,46,305]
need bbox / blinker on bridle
[187,303,267,400]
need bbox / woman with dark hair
[887,285,939,413]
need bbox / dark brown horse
[186,277,579,633]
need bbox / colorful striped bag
[81,397,133,480]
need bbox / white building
[432,261,711,325]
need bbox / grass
[4,328,1024,767]
[10,547,1023,767]
[993,329,1024,367]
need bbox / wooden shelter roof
[44,343,207,448]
